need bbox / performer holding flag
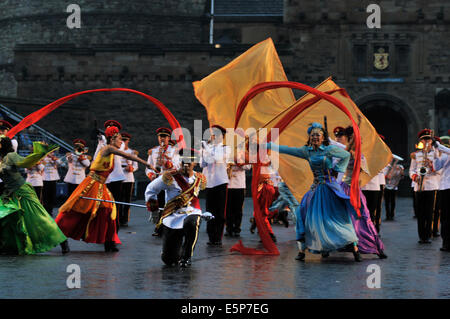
[268,122,362,262]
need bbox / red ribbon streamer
[6,88,185,149]
[231,82,361,255]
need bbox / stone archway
[356,94,418,196]
[357,93,419,159]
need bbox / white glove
[201,212,215,221]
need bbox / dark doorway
[435,89,450,136]
[360,100,410,196]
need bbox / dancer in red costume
[56,125,153,253]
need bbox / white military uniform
[145,144,180,179]
[200,142,230,188]
[42,156,62,181]
[145,174,203,229]
[122,148,139,183]
[63,152,91,184]
[228,164,251,189]
[26,164,44,187]
[409,148,440,192]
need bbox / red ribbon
[6,88,185,148]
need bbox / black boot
[321,252,329,258]
[104,241,119,252]
[179,258,192,268]
[280,211,289,228]
[269,233,277,243]
[295,251,305,261]
[353,250,362,262]
[249,218,256,234]
[377,250,388,259]
[60,240,70,254]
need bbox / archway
[357,94,415,196]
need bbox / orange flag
[193,38,296,130]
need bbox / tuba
[385,154,404,189]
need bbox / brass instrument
[385,154,404,189]
[416,140,431,192]
[156,141,166,173]
[227,163,233,179]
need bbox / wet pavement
[0,197,449,299]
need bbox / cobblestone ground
[0,197,449,299]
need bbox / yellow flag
[268,78,393,202]
[193,38,296,130]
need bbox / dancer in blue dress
[267,122,362,262]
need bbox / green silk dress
[0,142,67,255]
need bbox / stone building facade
[0,0,449,191]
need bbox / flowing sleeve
[326,145,350,173]
[267,143,309,160]
[15,142,59,169]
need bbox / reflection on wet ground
[0,197,449,298]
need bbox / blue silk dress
[268,143,358,253]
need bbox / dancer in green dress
[0,136,67,255]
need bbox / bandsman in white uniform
[119,132,138,227]
[146,127,180,236]
[201,124,231,246]
[409,129,440,244]
[26,162,45,202]
[41,150,63,216]
[225,149,251,237]
[64,139,91,195]
[433,134,450,251]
